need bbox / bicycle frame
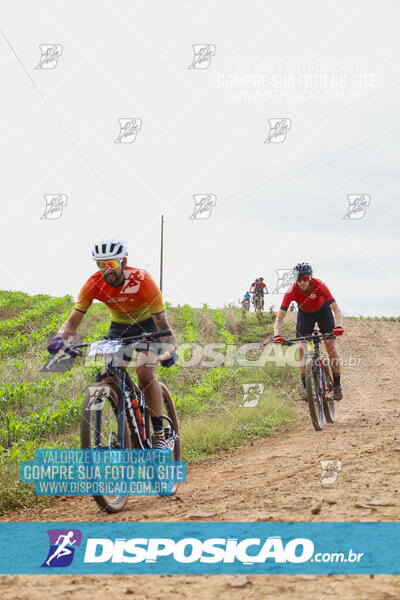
[284,329,336,430]
[94,357,151,450]
[78,329,172,451]
[305,334,334,402]
[320,359,334,402]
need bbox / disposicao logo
[41,529,82,568]
[83,536,314,564]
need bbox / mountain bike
[252,293,262,312]
[42,329,181,513]
[283,330,335,431]
[241,299,250,311]
[253,292,268,312]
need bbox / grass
[181,392,296,462]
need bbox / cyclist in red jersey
[250,279,259,307]
[256,277,268,294]
[47,237,177,449]
[250,278,258,294]
[255,277,268,310]
[272,262,344,401]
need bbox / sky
[1,0,399,316]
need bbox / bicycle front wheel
[322,363,335,423]
[305,355,323,431]
[80,382,131,514]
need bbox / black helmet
[293,262,312,276]
[259,277,264,280]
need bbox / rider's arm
[274,309,287,336]
[140,272,177,349]
[329,302,343,328]
[316,280,342,328]
[57,309,85,336]
[152,311,177,352]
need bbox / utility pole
[160,214,164,293]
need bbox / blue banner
[0,522,399,574]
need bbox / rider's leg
[318,304,343,400]
[135,352,163,420]
[296,309,315,397]
[324,338,341,374]
[324,338,343,400]
[296,309,308,380]
[135,353,168,446]
[298,341,307,376]
[297,341,308,401]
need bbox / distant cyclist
[47,237,178,449]
[255,277,268,309]
[272,262,344,401]
[250,279,259,305]
[242,291,251,310]
[250,278,258,293]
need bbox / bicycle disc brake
[108,431,120,449]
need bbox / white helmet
[92,237,128,261]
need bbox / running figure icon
[41,528,82,568]
[46,531,77,566]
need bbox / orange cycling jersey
[74,266,165,325]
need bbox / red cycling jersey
[281,278,334,313]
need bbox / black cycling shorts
[296,302,335,337]
[107,317,163,358]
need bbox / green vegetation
[182,394,295,462]
[0,291,299,515]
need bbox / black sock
[301,374,306,388]
[333,373,341,386]
[151,416,164,435]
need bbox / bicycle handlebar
[43,329,174,372]
[73,329,173,350]
[282,332,335,346]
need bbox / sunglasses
[297,275,310,283]
[97,259,122,270]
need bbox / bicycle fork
[313,350,324,400]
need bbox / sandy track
[1,317,400,599]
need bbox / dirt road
[1,317,400,599]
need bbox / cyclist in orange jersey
[47,237,177,449]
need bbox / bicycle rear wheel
[158,382,181,496]
[305,355,323,431]
[80,382,131,513]
[322,363,335,423]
